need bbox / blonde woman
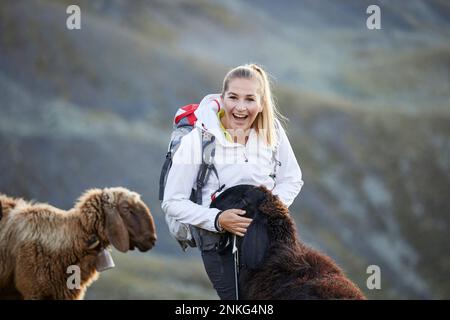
[162,64,303,299]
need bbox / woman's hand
[218,209,252,237]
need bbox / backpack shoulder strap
[192,130,221,205]
[159,150,173,201]
[269,120,282,185]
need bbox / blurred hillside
[0,0,449,299]
[85,251,216,299]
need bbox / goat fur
[211,185,366,300]
[0,187,156,300]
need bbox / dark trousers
[201,245,239,300]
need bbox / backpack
[159,100,282,251]
[159,101,224,250]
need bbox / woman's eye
[229,96,237,100]
[246,98,255,102]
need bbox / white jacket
[162,94,304,239]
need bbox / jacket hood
[194,93,229,146]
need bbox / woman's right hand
[217,209,252,237]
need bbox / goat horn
[87,235,100,250]
[88,239,100,250]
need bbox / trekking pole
[232,234,239,300]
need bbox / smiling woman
[162,63,304,300]
[221,78,262,144]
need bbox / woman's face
[221,77,262,132]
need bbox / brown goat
[0,187,157,300]
[211,185,366,300]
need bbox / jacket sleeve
[271,124,304,207]
[161,129,221,232]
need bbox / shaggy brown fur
[212,185,366,300]
[0,187,156,300]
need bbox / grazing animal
[0,187,157,300]
[211,185,366,300]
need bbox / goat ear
[241,215,269,270]
[244,187,268,209]
[102,192,129,253]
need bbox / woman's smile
[232,113,248,120]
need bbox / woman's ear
[102,191,129,253]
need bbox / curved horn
[86,235,100,250]
[102,191,129,253]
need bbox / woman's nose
[235,103,246,111]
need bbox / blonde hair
[221,64,285,147]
